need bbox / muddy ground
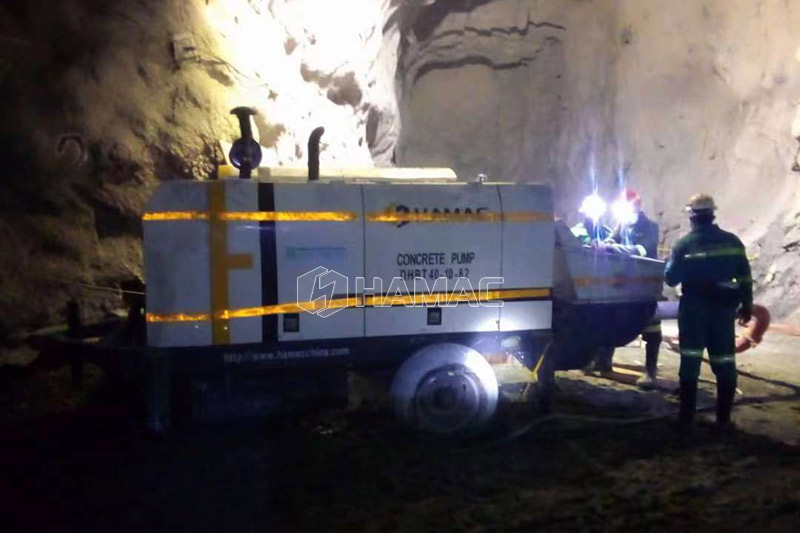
[2,322,800,532]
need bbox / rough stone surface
[0,0,235,335]
[611,0,800,320]
[393,0,800,320]
[203,0,400,167]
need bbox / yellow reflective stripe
[209,181,231,344]
[142,211,209,221]
[147,299,357,323]
[221,211,357,222]
[710,354,736,364]
[363,288,550,307]
[365,211,552,223]
[709,248,745,257]
[492,288,550,300]
[146,288,551,323]
[573,276,663,287]
[144,211,550,223]
[684,247,745,260]
[222,296,361,319]
[681,349,703,358]
[142,211,358,222]
[146,312,212,323]
[642,325,662,333]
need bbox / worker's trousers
[642,317,662,343]
[592,317,662,374]
[678,297,738,384]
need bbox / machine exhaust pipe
[228,107,262,179]
[307,126,325,181]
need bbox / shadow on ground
[2,371,800,532]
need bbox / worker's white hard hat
[685,193,716,213]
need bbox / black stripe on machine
[258,183,278,342]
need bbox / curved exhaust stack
[307,127,325,181]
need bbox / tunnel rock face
[609,0,800,318]
[392,0,619,218]
[0,0,401,334]
[0,0,237,334]
[395,1,569,186]
[1,0,800,336]
[203,0,400,167]
[393,0,800,318]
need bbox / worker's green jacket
[571,221,612,245]
[665,224,753,309]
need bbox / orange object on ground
[736,304,770,353]
[660,304,770,354]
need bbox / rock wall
[0,0,236,335]
[201,0,400,166]
[1,0,799,336]
[0,0,398,335]
[395,0,800,318]
[612,0,800,319]
[393,0,620,215]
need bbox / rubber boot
[716,379,737,433]
[636,340,659,389]
[645,339,659,379]
[676,380,698,432]
[596,347,614,374]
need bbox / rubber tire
[390,343,498,437]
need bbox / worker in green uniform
[665,194,753,431]
[607,189,663,388]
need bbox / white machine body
[143,179,555,349]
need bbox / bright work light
[612,199,637,225]
[579,194,607,222]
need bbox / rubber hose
[736,304,770,353]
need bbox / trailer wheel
[390,343,498,436]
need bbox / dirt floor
[2,322,800,532]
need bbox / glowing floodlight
[579,194,607,222]
[612,199,637,226]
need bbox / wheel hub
[415,365,484,434]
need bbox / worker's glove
[737,306,753,326]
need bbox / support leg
[536,345,556,414]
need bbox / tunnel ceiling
[1,0,800,335]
